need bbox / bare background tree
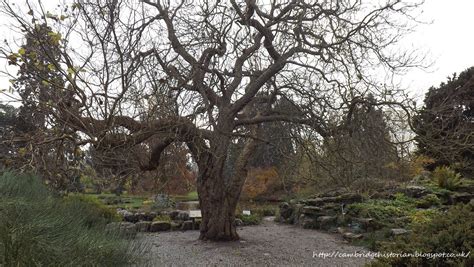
[0,0,423,240]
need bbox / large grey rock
[169,210,190,221]
[348,222,363,234]
[289,204,304,224]
[295,214,305,227]
[301,206,324,216]
[401,185,430,198]
[150,221,171,232]
[149,212,158,220]
[137,212,155,222]
[117,209,131,217]
[337,227,348,234]
[451,192,473,204]
[335,227,351,235]
[304,197,332,206]
[302,219,316,229]
[305,193,363,206]
[353,218,379,231]
[279,202,293,220]
[170,221,182,231]
[178,211,191,221]
[169,210,179,219]
[321,203,341,217]
[343,232,363,241]
[234,218,244,226]
[181,220,194,230]
[316,216,337,230]
[390,228,410,236]
[119,210,139,223]
[135,221,152,232]
[299,216,316,229]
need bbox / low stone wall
[277,192,366,237]
[109,209,250,235]
[109,209,201,234]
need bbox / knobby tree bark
[196,124,258,240]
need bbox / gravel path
[138,217,371,266]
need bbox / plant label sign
[189,210,202,218]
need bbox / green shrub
[64,193,121,226]
[236,214,262,225]
[433,166,462,190]
[372,204,474,266]
[409,209,440,225]
[415,194,441,208]
[0,172,146,266]
[347,193,416,224]
[254,206,277,217]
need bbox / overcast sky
[401,0,474,100]
[1,0,473,105]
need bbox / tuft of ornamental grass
[0,171,147,266]
[432,166,462,190]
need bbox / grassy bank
[0,172,146,266]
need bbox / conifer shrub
[371,204,473,266]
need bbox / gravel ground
[138,217,371,266]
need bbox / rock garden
[277,169,474,266]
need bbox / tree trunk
[198,176,239,241]
[194,123,258,241]
[196,142,240,241]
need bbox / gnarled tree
[1,0,423,240]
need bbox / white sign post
[188,210,202,230]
